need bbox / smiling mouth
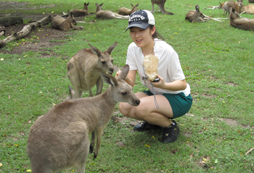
[136,39,142,43]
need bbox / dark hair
[149,25,164,40]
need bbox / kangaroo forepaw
[93,154,97,160]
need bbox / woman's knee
[119,102,131,116]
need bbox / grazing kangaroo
[63,3,90,17]
[95,3,129,19]
[219,1,240,15]
[51,12,83,31]
[26,64,140,173]
[67,42,117,98]
[229,8,254,30]
[151,0,174,15]
[118,3,139,15]
[185,5,206,22]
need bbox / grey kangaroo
[51,12,83,31]
[67,42,117,98]
[26,64,140,173]
[151,0,174,15]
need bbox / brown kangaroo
[219,1,240,15]
[51,12,83,31]
[118,3,139,15]
[26,64,140,173]
[229,8,254,30]
[185,5,206,23]
[69,3,90,17]
[151,0,174,15]
[238,1,254,14]
[95,3,129,19]
[67,42,117,98]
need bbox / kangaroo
[67,42,117,98]
[51,12,83,31]
[229,8,254,30]
[26,64,140,173]
[219,1,240,15]
[239,2,254,14]
[185,5,206,23]
[151,0,174,15]
[118,3,139,15]
[63,3,90,17]
[95,3,129,19]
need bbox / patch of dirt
[0,1,84,56]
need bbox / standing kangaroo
[118,3,139,15]
[26,65,140,173]
[151,0,174,15]
[219,1,240,15]
[51,12,83,31]
[95,3,129,19]
[67,42,117,98]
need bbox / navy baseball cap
[125,10,155,31]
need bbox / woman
[117,10,192,143]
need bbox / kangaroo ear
[106,41,117,55]
[88,44,101,57]
[100,72,117,86]
[117,64,129,80]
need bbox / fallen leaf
[145,144,150,148]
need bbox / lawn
[0,0,253,172]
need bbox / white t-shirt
[126,39,191,96]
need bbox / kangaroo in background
[63,3,90,17]
[51,12,83,31]
[26,64,140,173]
[118,3,139,15]
[67,42,117,98]
[95,3,129,19]
[229,8,254,30]
[238,0,254,14]
[185,5,206,23]
[151,0,174,15]
[219,1,240,15]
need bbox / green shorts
[143,90,193,118]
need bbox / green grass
[0,0,254,172]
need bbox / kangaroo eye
[122,92,127,95]
[102,61,106,64]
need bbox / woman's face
[129,27,155,48]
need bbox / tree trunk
[0,16,23,27]
[0,15,52,49]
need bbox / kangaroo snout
[134,99,140,106]
[108,67,114,75]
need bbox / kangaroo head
[195,5,205,18]
[131,3,139,12]
[67,11,77,25]
[84,3,89,10]
[100,65,140,106]
[88,42,117,75]
[95,3,104,12]
[230,7,240,19]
